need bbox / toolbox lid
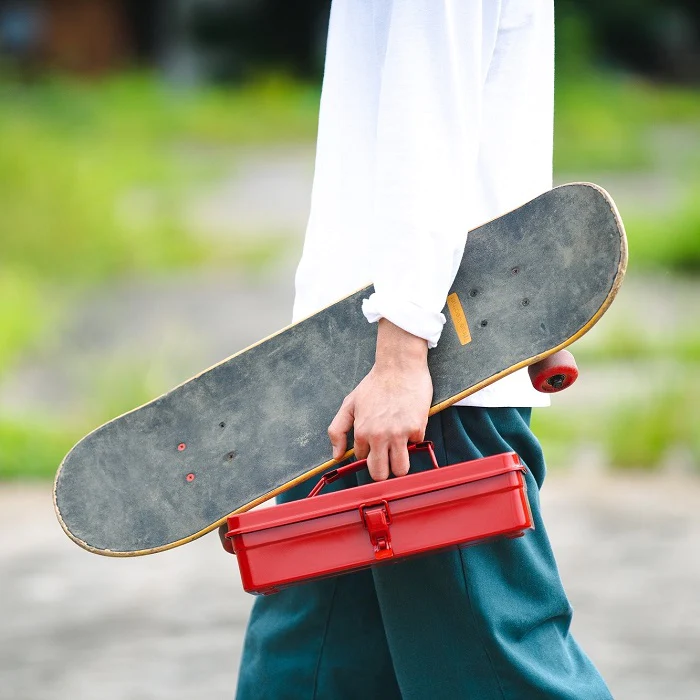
[227,452,524,537]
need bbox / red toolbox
[226,442,533,595]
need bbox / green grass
[625,187,700,273]
[0,73,318,283]
[575,326,700,364]
[0,72,319,148]
[0,74,313,375]
[555,75,700,273]
[554,74,700,173]
[603,390,700,469]
[1,70,698,288]
[0,419,79,481]
[533,371,700,471]
[0,271,55,373]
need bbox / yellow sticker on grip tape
[446,293,472,345]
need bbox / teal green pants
[236,407,612,699]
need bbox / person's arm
[328,318,431,480]
[363,0,497,346]
[329,0,499,480]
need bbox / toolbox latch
[360,501,394,560]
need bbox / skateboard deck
[54,183,627,557]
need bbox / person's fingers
[367,440,390,481]
[353,431,370,461]
[328,396,354,460]
[389,440,411,477]
[407,421,427,445]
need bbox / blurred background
[1,1,699,698]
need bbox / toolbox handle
[307,441,440,498]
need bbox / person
[232,1,613,697]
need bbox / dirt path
[2,471,700,700]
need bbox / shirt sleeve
[362,0,499,348]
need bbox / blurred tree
[124,0,163,64]
[184,0,700,84]
[189,0,330,81]
[184,0,699,84]
[557,0,700,82]
[1,0,697,83]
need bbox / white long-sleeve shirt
[293,0,554,407]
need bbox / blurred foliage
[0,271,55,376]
[555,0,700,83]
[625,189,700,273]
[554,75,700,171]
[575,325,700,364]
[533,374,700,471]
[604,388,700,469]
[0,419,78,481]
[554,68,700,273]
[0,73,316,374]
[0,73,318,282]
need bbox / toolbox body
[226,443,533,595]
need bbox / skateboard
[53,183,627,557]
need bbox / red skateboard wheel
[528,349,579,393]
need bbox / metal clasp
[360,501,394,560]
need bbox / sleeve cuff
[362,292,446,349]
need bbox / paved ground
[2,470,700,700]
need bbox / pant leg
[235,476,402,700]
[366,407,613,700]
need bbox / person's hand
[328,319,433,481]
